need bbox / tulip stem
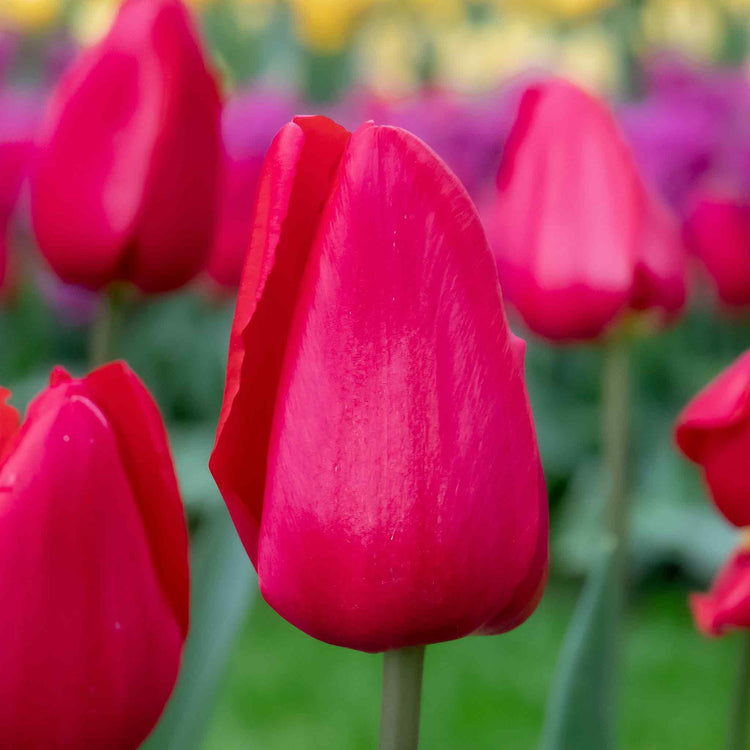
[89,288,119,367]
[602,336,630,725]
[379,645,425,750]
[727,631,750,750]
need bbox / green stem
[726,632,750,750]
[89,289,118,368]
[378,645,426,750]
[602,337,630,726]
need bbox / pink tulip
[210,116,548,653]
[488,78,686,342]
[0,363,189,747]
[31,0,222,293]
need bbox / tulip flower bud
[210,116,548,653]
[488,78,686,342]
[685,190,750,309]
[31,0,222,294]
[0,363,189,747]
[675,350,750,529]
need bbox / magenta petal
[210,116,351,564]
[691,548,750,637]
[631,194,687,318]
[0,386,184,747]
[490,80,644,342]
[257,125,547,652]
[675,350,750,528]
[686,192,750,308]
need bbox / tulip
[488,78,686,343]
[31,0,222,294]
[210,116,548,655]
[685,190,750,309]
[675,351,750,748]
[691,546,750,637]
[206,90,296,289]
[675,350,750,530]
[0,362,189,748]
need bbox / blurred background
[0,0,748,747]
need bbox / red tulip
[488,78,686,342]
[210,116,548,653]
[685,190,750,308]
[691,545,750,637]
[31,0,222,294]
[0,363,189,747]
[675,350,750,529]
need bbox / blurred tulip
[488,78,686,342]
[0,362,189,747]
[207,90,297,289]
[684,190,750,308]
[210,116,548,653]
[691,546,750,637]
[31,0,222,294]
[675,350,750,529]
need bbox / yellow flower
[497,0,614,21]
[356,14,422,96]
[69,0,119,45]
[557,26,618,95]
[288,0,376,53]
[433,17,554,92]
[0,0,63,32]
[642,0,724,60]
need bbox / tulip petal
[0,387,18,462]
[675,350,750,528]
[32,26,158,288]
[210,116,350,564]
[125,0,222,293]
[676,351,750,458]
[491,80,643,341]
[691,548,750,637]
[0,392,183,747]
[686,194,750,308]
[631,194,687,319]
[257,125,546,651]
[78,361,190,636]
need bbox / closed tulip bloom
[685,190,750,308]
[691,545,750,637]
[210,116,548,653]
[675,350,750,529]
[489,78,686,342]
[0,363,189,748]
[31,0,221,293]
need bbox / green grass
[204,580,738,749]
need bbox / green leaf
[144,505,256,750]
[540,543,618,750]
